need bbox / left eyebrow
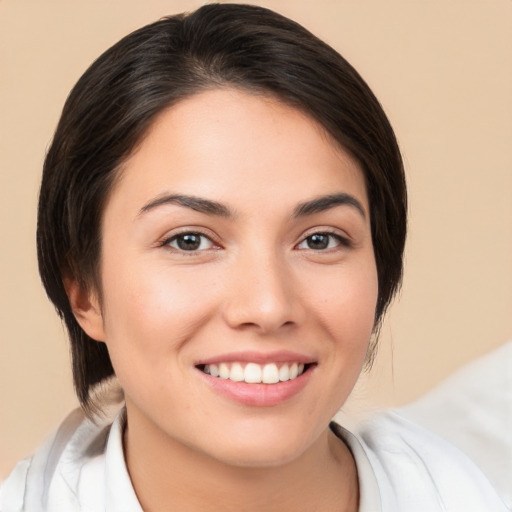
[138,193,235,218]
[293,193,366,219]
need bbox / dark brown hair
[37,3,407,412]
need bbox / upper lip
[195,350,316,366]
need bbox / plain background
[1,0,511,478]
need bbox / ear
[63,276,107,342]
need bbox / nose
[221,248,302,334]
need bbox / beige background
[1,0,511,478]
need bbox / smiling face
[77,88,378,468]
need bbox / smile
[201,362,307,384]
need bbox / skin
[69,88,378,511]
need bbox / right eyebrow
[138,193,235,218]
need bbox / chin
[211,444,307,469]
[201,421,321,469]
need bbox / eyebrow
[138,192,366,220]
[293,193,366,219]
[139,193,234,218]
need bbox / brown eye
[168,233,214,251]
[297,232,346,250]
[306,234,330,250]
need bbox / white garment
[352,412,509,511]
[1,406,507,511]
[400,341,512,509]
[0,408,140,512]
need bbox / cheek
[305,257,379,343]
[99,259,220,357]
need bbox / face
[84,88,378,467]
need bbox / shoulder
[0,408,112,512]
[0,458,32,512]
[354,411,509,512]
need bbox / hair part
[37,3,406,414]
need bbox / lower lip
[199,367,314,407]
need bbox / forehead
[109,88,368,216]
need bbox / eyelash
[160,229,350,254]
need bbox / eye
[296,232,346,250]
[166,232,215,251]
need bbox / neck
[124,409,359,512]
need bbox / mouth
[196,361,315,384]
[194,351,317,406]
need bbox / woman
[0,4,506,511]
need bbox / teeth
[262,363,279,384]
[230,362,245,382]
[203,362,307,384]
[244,363,262,383]
[278,364,290,381]
[219,363,230,379]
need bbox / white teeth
[278,364,290,381]
[219,363,230,379]
[230,362,244,382]
[262,363,279,384]
[202,362,307,384]
[244,363,262,383]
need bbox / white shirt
[1,405,508,511]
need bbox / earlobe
[63,276,106,342]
